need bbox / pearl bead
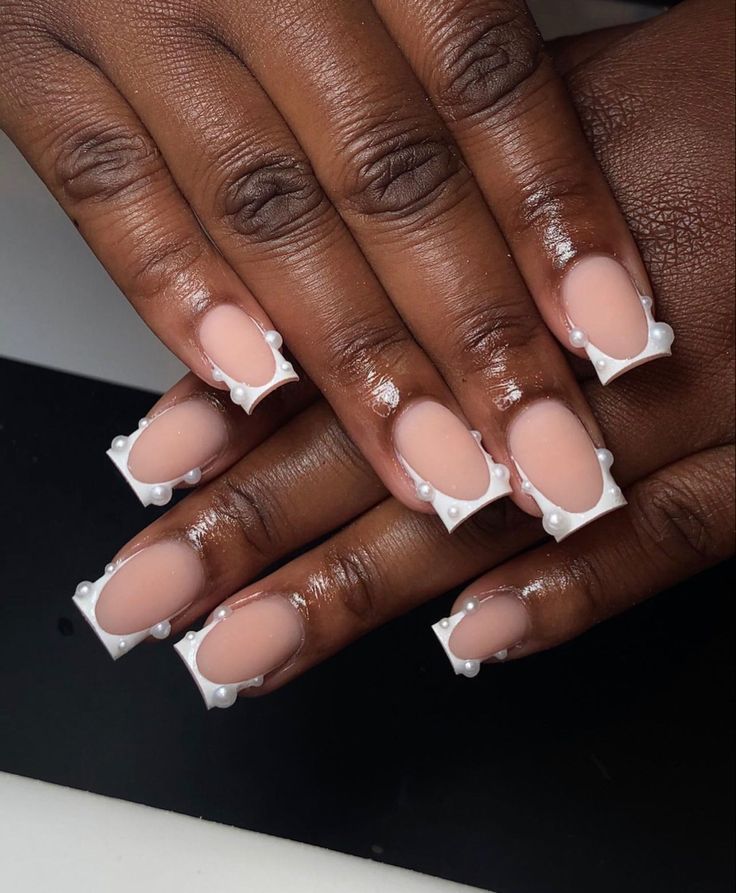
[104,563,115,575]
[232,385,247,404]
[213,686,237,709]
[596,448,613,467]
[569,328,588,349]
[521,480,533,494]
[447,505,460,519]
[464,598,478,613]
[118,639,128,652]
[463,660,480,678]
[184,468,202,485]
[544,511,566,534]
[264,330,283,349]
[471,430,482,443]
[596,359,607,371]
[212,368,224,382]
[150,620,171,640]
[214,605,232,622]
[651,322,673,346]
[608,486,622,499]
[185,631,196,641]
[111,436,127,452]
[493,464,509,480]
[75,582,92,598]
[417,482,434,502]
[138,418,149,430]
[439,619,450,629]
[150,484,172,506]
[280,361,292,372]
[494,649,509,661]
[641,295,653,311]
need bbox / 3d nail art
[175,596,303,710]
[394,401,512,533]
[516,447,625,541]
[199,305,298,414]
[72,542,203,659]
[562,255,674,385]
[107,400,227,507]
[432,598,510,677]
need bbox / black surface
[0,357,733,893]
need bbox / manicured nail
[72,541,203,659]
[562,255,674,385]
[107,400,228,506]
[508,399,625,541]
[393,400,511,532]
[432,591,529,677]
[198,304,298,413]
[175,596,303,709]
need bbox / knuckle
[214,473,287,560]
[323,314,413,394]
[629,474,724,565]
[127,233,206,300]
[510,160,591,241]
[431,3,544,121]
[449,297,542,379]
[53,122,162,203]
[341,126,463,219]
[322,545,382,623]
[215,151,328,243]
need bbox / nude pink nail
[175,596,303,709]
[198,305,298,413]
[508,400,625,540]
[393,400,511,532]
[107,400,228,506]
[432,590,529,676]
[562,255,674,384]
[72,541,204,659]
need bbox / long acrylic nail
[107,400,228,506]
[562,255,674,384]
[508,399,625,541]
[393,400,511,532]
[432,591,529,677]
[72,541,203,659]
[175,596,303,709]
[198,304,298,413]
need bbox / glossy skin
[89,0,735,697]
[0,0,656,520]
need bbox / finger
[48,3,500,526]
[435,446,734,674]
[72,400,387,660]
[0,20,298,413]
[374,0,675,384]
[213,0,627,538]
[104,371,317,507]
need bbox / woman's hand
[1,1,673,536]
[71,0,735,701]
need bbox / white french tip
[402,443,513,534]
[211,328,298,415]
[71,562,173,660]
[569,295,674,385]
[174,611,263,710]
[107,421,197,507]
[515,448,627,542]
[431,599,481,677]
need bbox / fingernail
[562,255,674,385]
[175,596,303,709]
[72,541,203,659]
[432,591,529,677]
[393,400,511,532]
[198,304,298,413]
[107,400,228,506]
[508,399,626,541]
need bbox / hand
[1,1,672,536]
[71,0,735,700]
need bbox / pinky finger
[434,446,735,676]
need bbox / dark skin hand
[69,0,734,698]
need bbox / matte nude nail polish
[393,400,511,532]
[432,591,529,677]
[107,400,228,506]
[562,255,674,384]
[175,596,303,709]
[508,400,625,540]
[198,304,298,413]
[73,541,204,659]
